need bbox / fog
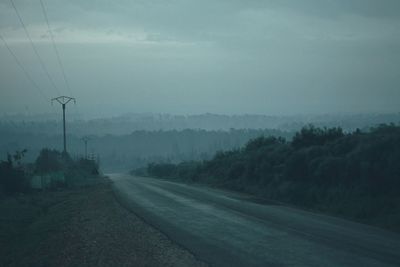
[1,0,400,117]
[1,3,400,265]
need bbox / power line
[39,0,73,97]
[10,0,61,96]
[0,34,49,104]
[39,0,82,121]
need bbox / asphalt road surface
[111,174,400,267]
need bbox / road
[111,174,400,267]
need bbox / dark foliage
[34,149,67,174]
[292,125,344,149]
[147,163,177,178]
[0,150,29,195]
[35,149,100,188]
[34,148,99,176]
[143,124,400,231]
[76,158,99,175]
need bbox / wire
[10,0,61,96]
[39,0,73,97]
[0,34,49,104]
[39,0,82,121]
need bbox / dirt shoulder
[0,178,207,267]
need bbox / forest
[140,124,400,231]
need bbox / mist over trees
[1,113,399,172]
[0,128,291,172]
[141,124,400,231]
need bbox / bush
[292,125,344,149]
[0,151,29,195]
[147,163,177,178]
[35,149,66,174]
[76,158,99,175]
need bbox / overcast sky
[1,0,399,118]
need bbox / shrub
[0,151,29,195]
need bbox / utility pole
[51,96,76,154]
[81,136,90,159]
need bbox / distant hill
[1,112,399,136]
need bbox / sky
[0,0,400,118]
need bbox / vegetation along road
[111,174,400,267]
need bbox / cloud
[1,0,399,115]
[2,0,400,45]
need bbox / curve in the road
[111,174,400,267]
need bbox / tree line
[139,124,400,231]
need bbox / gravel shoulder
[0,178,207,267]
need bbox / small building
[31,171,65,189]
